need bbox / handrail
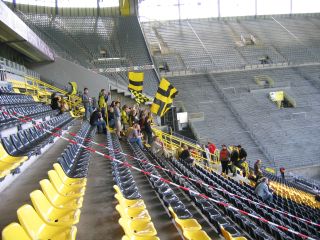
[152,127,216,164]
[6,71,84,117]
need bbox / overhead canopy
[0,1,54,62]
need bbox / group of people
[82,87,155,149]
[81,87,277,203]
[219,144,248,177]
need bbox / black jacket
[230,150,239,163]
[180,149,190,160]
[239,148,247,159]
[90,110,101,125]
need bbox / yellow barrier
[7,75,84,117]
[152,128,216,168]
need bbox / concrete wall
[27,56,112,97]
[289,165,320,181]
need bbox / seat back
[1,222,31,240]
[11,134,24,151]
[17,131,30,146]
[17,205,44,238]
[40,179,59,203]
[30,190,53,220]
[1,137,17,155]
[24,130,35,143]
[53,163,68,181]
[48,170,64,192]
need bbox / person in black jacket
[236,145,247,177]
[230,146,239,176]
[180,145,194,165]
[90,108,106,134]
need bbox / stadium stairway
[117,135,182,239]
[75,133,124,240]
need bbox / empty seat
[48,170,85,197]
[30,190,81,226]
[183,229,211,240]
[40,179,83,210]
[0,143,28,179]
[1,222,31,240]
[116,204,151,221]
[118,218,157,237]
[17,204,77,240]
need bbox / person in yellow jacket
[98,89,110,120]
[121,105,129,132]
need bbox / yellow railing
[152,127,217,168]
[7,75,84,117]
[152,128,251,175]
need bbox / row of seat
[106,132,159,240]
[0,113,73,180]
[172,158,320,239]
[0,105,56,130]
[0,94,34,106]
[1,122,95,240]
[129,141,211,240]
[57,123,95,179]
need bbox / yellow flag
[128,72,144,92]
[151,78,178,117]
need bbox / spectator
[230,145,239,176]
[144,112,153,145]
[90,108,106,134]
[128,123,143,148]
[255,177,273,202]
[202,144,210,167]
[114,101,122,139]
[151,136,170,158]
[121,105,129,131]
[92,97,97,110]
[208,142,216,162]
[280,167,285,180]
[107,106,115,129]
[220,144,230,175]
[237,145,248,177]
[82,87,92,121]
[254,159,262,176]
[59,97,69,113]
[129,109,139,126]
[50,93,60,110]
[180,145,194,165]
[98,89,107,120]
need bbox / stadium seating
[1,123,95,240]
[106,132,160,239]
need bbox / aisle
[76,133,123,240]
[120,140,182,240]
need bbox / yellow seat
[113,185,121,194]
[221,226,247,240]
[119,218,157,237]
[53,163,87,186]
[2,222,31,240]
[115,193,146,209]
[168,206,202,231]
[116,204,151,221]
[175,218,202,232]
[122,235,160,240]
[48,170,85,197]
[183,230,211,240]
[30,190,81,226]
[17,204,77,240]
[40,179,83,210]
